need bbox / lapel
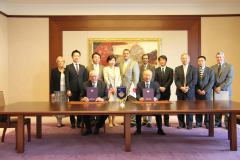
[180,65,185,82]
[186,65,191,79]
[122,59,132,76]
[71,63,79,75]
[202,67,208,79]
[219,63,226,77]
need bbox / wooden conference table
[0,100,240,153]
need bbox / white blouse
[103,66,122,88]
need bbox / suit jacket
[211,62,233,96]
[65,63,87,93]
[50,68,66,94]
[155,66,173,99]
[86,63,104,81]
[139,64,155,82]
[119,59,140,94]
[136,81,160,101]
[195,66,215,100]
[175,64,198,99]
[80,80,108,101]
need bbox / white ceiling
[1,0,240,15]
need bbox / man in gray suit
[195,56,215,129]
[211,51,234,128]
[175,53,198,129]
[139,54,155,127]
[119,49,140,126]
[86,52,104,81]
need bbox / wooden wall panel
[49,15,201,69]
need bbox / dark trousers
[136,115,162,131]
[177,93,194,127]
[196,114,209,125]
[215,113,222,125]
[160,94,170,125]
[195,94,211,125]
[69,91,82,126]
[83,115,108,131]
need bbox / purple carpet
[1,118,240,160]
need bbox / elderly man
[211,51,233,128]
[81,70,108,136]
[135,69,165,135]
[175,53,198,130]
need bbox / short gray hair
[216,51,224,57]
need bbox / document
[143,88,154,102]
[87,87,98,102]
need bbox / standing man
[139,54,155,127]
[195,56,215,128]
[211,51,233,128]
[155,55,173,127]
[119,49,140,127]
[65,50,88,128]
[86,52,104,81]
[175,53,198,129]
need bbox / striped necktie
[199,67,203,79]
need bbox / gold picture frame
[88,38,161,66]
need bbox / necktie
[75,64,79,74]
[144,65,147,70]
[161,67,164,75]
[218,64,221,76]
[199,67,203,79]
[146,83,150,88]
[92,83,97,88]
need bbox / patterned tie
[199,67,203,79]
[218,64,221,76]
[146,83,150,88]
[92,83,97,88]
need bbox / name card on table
[87,87,98,102]
[143,88,154,102]
[213,91,229,101]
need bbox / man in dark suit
[135,69,165,135]
[139,54,155,127]
[155,55,173,127]
[65,50,88,128]
[211,51,234,128]
[86,52,104,81]
[175,53,198,129]
[81,70,109,136]
[195,56,215,128]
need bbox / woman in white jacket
[103,55,122,127]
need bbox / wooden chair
[0,91,31,143]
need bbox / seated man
[135,69,165,135]
[81,70,109,136]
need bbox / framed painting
[88,38,161,66]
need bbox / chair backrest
[0,91,5,107]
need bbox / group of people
[50,49,233,136]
